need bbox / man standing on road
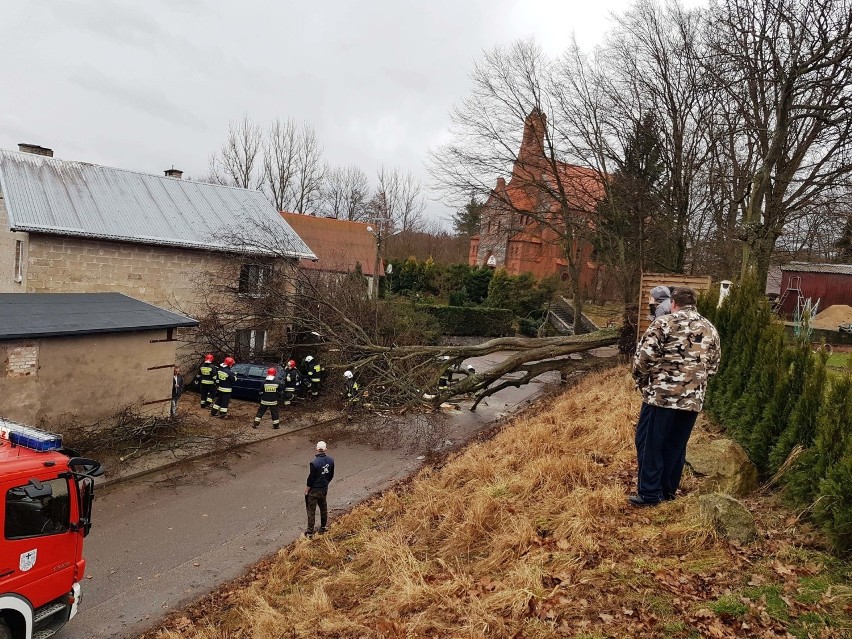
[305,440,335,537]
[631,287,721,507]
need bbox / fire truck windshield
[5,477,70,539]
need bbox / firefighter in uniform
[198,353,217,408]
[254,368,282,429]
[343,370,360,420]
[282,359,302,406]
[211,357,236,418]
[437,356,451,393]
[302,355,323,399]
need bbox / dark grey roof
[780,262,852,275]
[0,293,198,340]
[0,149,316,259]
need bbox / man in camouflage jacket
[630,287,721,506]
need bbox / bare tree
[208,115,263,189]
[321,164,371,220]
[262,120,325,214]
[293,124,325,214]
[368,167,427,234]
[706,0,852,283]
[263,118,301,212]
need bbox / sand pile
[812,304,852,330]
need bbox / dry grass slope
[154,368,851,639]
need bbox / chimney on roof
[18,143,53,158]
[164,167,183,179]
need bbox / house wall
[24,235,227,311]
[0,329,177,430]
[779,270,852,315]
[0,195,28,293]
[22,235,297,363]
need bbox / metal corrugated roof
[0,149,316,259]
[0,293,198,340]
[780,262,852,275]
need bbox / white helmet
[305,355,314,362]
[344,370,354,379]
[466,365,475,372]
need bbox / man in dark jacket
[304,440,335,537]
[170,367,184,417]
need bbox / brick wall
[25,235,230,312]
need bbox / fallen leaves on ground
[143,368,852,639]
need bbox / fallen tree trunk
[432,328,620,409]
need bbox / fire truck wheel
[0,620,11,639]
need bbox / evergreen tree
[768,347,828,472]
[593,112,664,300]
[813,440,852,553]
[786,374,852,504]
[452,194,484,238]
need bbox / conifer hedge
[700,281,852,554]
[419,305,513,337]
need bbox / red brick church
[469,110,612,297]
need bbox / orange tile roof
[280,212,383,276]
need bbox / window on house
[14,240,24,283]
[235,329,267,359]
[238,264,272,296]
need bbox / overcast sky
[1,0,694,224]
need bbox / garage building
[0,293,198,429]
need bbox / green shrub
[705,280,852,553]
[485,269,558,319]
[419,305,513,336]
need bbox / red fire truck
[0,421,103,639]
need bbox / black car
[190,362,289,402]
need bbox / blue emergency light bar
[0,421,63,452]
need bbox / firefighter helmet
[224,357,235,366]
[344,370,354,379]
[287,359,296,368]
[204,353,214,362]
[267,367,277,376]
[305,355,314,362]
[467,365,475,372]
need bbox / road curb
[99,412,346,490]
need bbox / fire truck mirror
[68,457,104,478]
[23,478,53,499]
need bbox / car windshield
[246,365,266,378]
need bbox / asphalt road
[58,354,560,639]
